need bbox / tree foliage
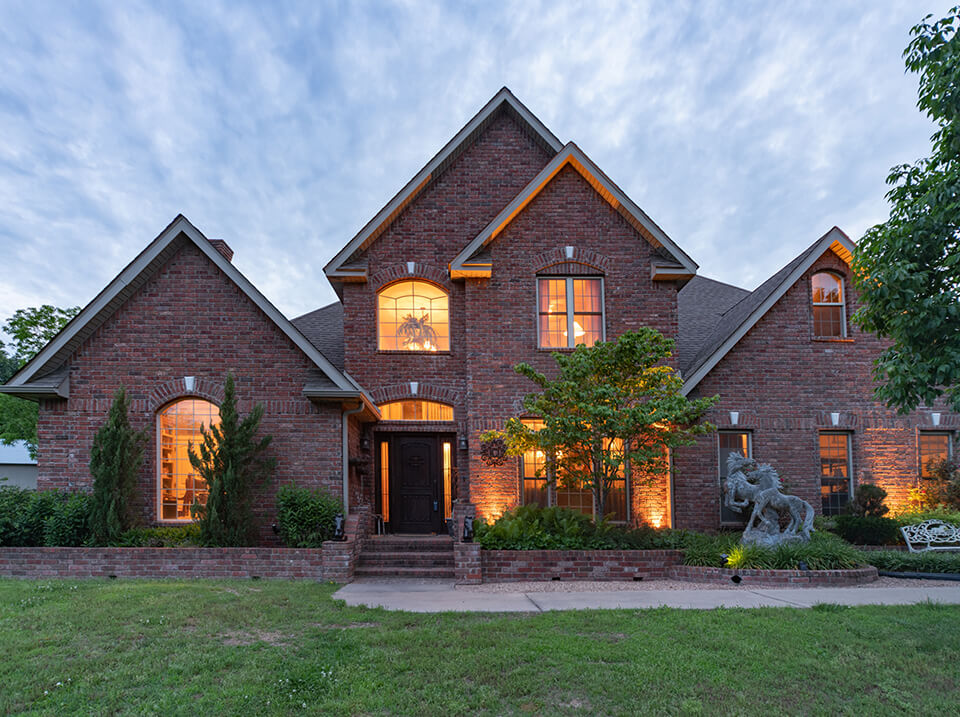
[88,387,148,545]
[485,328,717,520]
[853,8,960,413]
[189,372,275,546]
[0,304,80,458]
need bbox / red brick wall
[464,165,680,523]
[480,549,683,582]
[37,240,343,543]
[673,248,959,531]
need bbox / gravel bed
[457,576,960,593]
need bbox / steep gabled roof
[677,276,750,372]
[1,215,357,399]
[324,87,564,283]
[449,143,698,279]
[681,227,855,394]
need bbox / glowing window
[443,441,453,520]
[378,280,449,351]
[538,277,603,348]
[919,432,953,479]
[819,432,852,516]
[379,400,454,421]
[718,431,751,525]
[812,272,845,337]
[157,399,220,522]
[379,441,390,522]
[520,419,548,508]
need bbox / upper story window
[158,398,220,522]
[379,400,454,421]
[811,272,846,337]
[538,277,604,349]
[378,280,449,352]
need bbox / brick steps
[357,535,455,578]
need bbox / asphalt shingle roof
[676,276,750,374]
[291,301,345,370]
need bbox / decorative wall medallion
[480,437,508,466]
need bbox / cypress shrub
[189,372,275,546]
[88,387,147,544]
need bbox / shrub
[115,524,202,547]
[912,458,960,511]
[0,488,93,546]
[682,531,864,571]
[189,372,275,546]
[275,485,342,547]
[830,515,902,545]
[43,493,92,546]
[845,483,889,517]
[473,504,686,550]
[865,550,960,574]
[896,508,960,527]
[88,387,148,544]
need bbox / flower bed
[670,564,878,587]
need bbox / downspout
[342,403,364,514]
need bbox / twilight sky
[0,0,952,328]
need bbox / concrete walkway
[333,578,960,612]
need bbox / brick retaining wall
[479,549,684,582]
[669,564,878,586]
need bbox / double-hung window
[819,432,853,516]
[538,277,604,348]
[919,432,953,479]
[718,431,751,524]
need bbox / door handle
[433,500,438,512]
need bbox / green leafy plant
[829,515,902,545]
[275,485,342,547]
[682,531,865,571]
[43,493,92,546]
[189,372,276,546]
[845,483,889,517]
[865,550,960,574]
[115,524,202,547]
[88,387,148,545]
[852,8,960,413]
[473,504,687,551]
[484,328,717,519]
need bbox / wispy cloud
[0,0,951,326]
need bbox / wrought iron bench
[900,520,960,552]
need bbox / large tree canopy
[486,328,717,520]
[853,9,960,413]
[0,304,81,457]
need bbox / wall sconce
[359,436,371,452]
[459,435,468,450]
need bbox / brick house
[2,88,955,543]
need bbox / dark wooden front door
[392,435,441,533]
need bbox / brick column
[454,542,482,584]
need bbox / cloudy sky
[0,0,952,328]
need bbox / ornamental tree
[853,8,960,413]
[88,387,148,544]
[485,328,717,521]
[189,372,275,546]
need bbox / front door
[392,435,442,533]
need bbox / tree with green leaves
[0,305,81,458]
[88,387,148,544]
[189,372,275,546]
[484,328,717,521]
[853,8,960,413]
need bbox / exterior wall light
[333,513,346,541]
[462,516,474,542]
[459,435,468,451]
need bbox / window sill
[812,337,854,343]
[376,350,452,356]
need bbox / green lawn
[1,579,958,715]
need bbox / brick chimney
[208,239,234,262]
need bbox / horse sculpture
[723,453,815,547]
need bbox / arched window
[377,280,449,351]
[379,400,454,421]
[811,272,845,337]
[157,399,220,521]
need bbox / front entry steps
[356,535,455,578]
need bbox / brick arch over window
[533,247,610,275]
[370,263,454,293]
[148,377,225,413]
[369,382,460,406]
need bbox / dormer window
[812,272,845,337]
[538,277,604,348]
[378,280,449,352]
